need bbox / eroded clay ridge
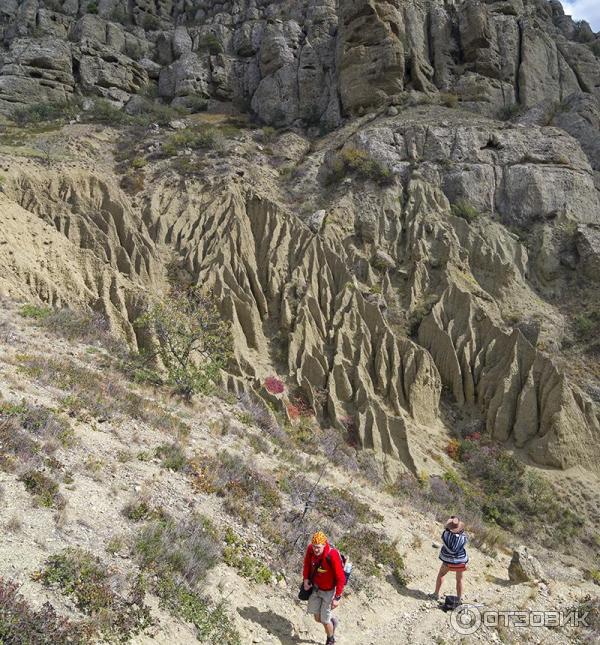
[142,178,441,472]
[420,285,600,471]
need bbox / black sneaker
[325,637,335,645]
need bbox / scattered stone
[509,546,547,583]
[307,210,326,233]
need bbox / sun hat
[445,516,465,534]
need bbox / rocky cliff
[1,0,599,478]
[2,0,600,131]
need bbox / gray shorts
[307,586,335,624]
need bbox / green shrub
[134,514,220,586]
[135,287,233,399]
[201,33,224,55]
[450,199,480,222]
[131,156,147,169]
[20,304,51,320]
[35,548,151,641]
[223,529,272,584]
[86,99,130,126]
[10,101,79,126]
[337,529,406,585]
[260,126,277,143]
[574,313,596,338]
[128,100,184,126]
[0,577,92,644]
[123,499,165,522]
[142,13,160,30]
[156,577,240,644]
[110,5,129,23]
[589,40,600,57]
[19,470,65,509]
[585,569,600,585]
[155,442,188,471]
[440,93,459,108]
[326,147,392,185]
[161,126,223,157]
[185,97,209,114]
[500,103,523,121]
[86,1,98,14]
[458,437,583,543]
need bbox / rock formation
[0,0,599,476]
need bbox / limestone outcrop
[1,1,600,135]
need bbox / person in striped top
[430,516,468,601]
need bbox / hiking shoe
[427,593,439,601]
[325,637,335,645]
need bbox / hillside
[0,0,600,643]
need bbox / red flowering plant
[264,376,284,394]
[445,438,461,461]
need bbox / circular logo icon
[449,604,482,635]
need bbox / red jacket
[303,542,345,597]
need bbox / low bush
[193,452,281,525]
[20,304,125,353]
[200,33,224,55]
[440,93,459,108]
[574,313,598,339]
[264,376,284,394]
[35,548,151,641]
[133,514,239,643]
[15,354,187,435]
[155,442,188,471]
[337,529,406,585]
[86,99,130,126]
[19,469,65,509]
[0,577,92,644]
[10,101,79,126]
[238,394,290,446]
[450,199,480,222]
[161,126,223,157]
[134,514,220,586]
[120,170,145,194]
[156,577,240,644]
[123,498,166,522]
[260,126,277,143]
[223,529,272,584]
[326,147,392,186]
[390,436,584,551]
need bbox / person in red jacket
[302,531,345,645]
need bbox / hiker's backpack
[327,546,352,584]
[442,595,462,612]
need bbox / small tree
[136,287,232,398]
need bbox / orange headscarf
[311,531,327,545]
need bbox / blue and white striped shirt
[439,529,469,564]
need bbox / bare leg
[314,613,333,637]
[435,563,449,596]
[456,570,464,599]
